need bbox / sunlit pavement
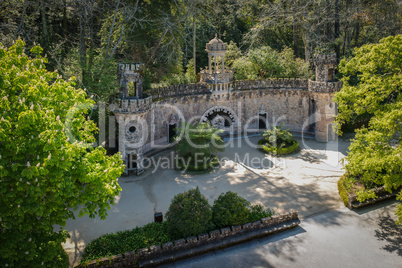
[61,134,385,267]
[161,200,402,268]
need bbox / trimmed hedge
[248,204,275,221]
[337,175,349,207]
[258,138,299,156]
[81,222,171,263]
[81,189,275,263]
[165,187,215,239]
[212,191,251,228]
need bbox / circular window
[129,126,136,133]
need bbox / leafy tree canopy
[335,35,402,224]
[0,40,125,267]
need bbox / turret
[118,63,144,99]
[200,34,233,92]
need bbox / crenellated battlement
[233,78,308,91]
[118,63,144,73]
[110,96,152,114]
[150,83,210,100]
[313,53,337,64]
[308,80,342,93]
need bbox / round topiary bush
[212,191,251,228]
[165,187,214,239]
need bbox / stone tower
[200,34,233,92]
[118,63,144,99]
[308,54,342,142]
[111,63,152,175]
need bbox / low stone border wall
[348,186,401,209]
[77,210,300,268]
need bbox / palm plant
[174,122,224,170]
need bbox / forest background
[1,0,401,100]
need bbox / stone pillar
[208,55,212,74]
[214,55,217,73]
[119,78,128,99]
[116,114,128,175]
[222,55,225,72]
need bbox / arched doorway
[200,106,239,131]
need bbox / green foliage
[259,126,298,155]
[165,187,214,239]
[175,123,224,171]
[212,191,251,228]
[263,126,294,147]
[248,204,275,222]
[185,58,197,83]
[81,222,171,263]
[337,176,350,207]
[259,139,299,156]
[232,46,310,80]
[335,35,402,223]
[0,40,125,267]
[63,48,119,101]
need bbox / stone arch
[166,113,180,143]
[200,105,239,129]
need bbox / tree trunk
[335,0,340,62]
[40,0,48,50]
[78,1,87,86]
[293,5,298,58]
[193,15,196,75]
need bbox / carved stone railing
[200,70,234,84]
[308,80,342,93]
[109,96,153,114]
[146,78,338,101]
[233,78,309,91]
[150,83,210,100]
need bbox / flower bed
[337,175,401,209]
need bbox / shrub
[212,191,251,228]
[175,123,224,171]
[248,204,275,222]
[81,222,171,263]
[259,139,299,156]
[338,175,349,207]
[165,187,214,239]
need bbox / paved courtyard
[61,134,398,267]
[161,200,402,268]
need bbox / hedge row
[337,175,349,207]
[81,222,171,263]
[81,190,274,263]
[258,139,300,156]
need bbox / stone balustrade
[110,96,153,114]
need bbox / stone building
[110,37,342,175]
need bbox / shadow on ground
[375,209,402,256]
